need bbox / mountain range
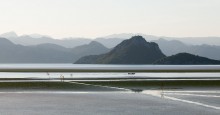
[1,31,220,64]
[154,53,220,65]
[0,31,92,48]
[2,32,220,47]
[0,38,109,63]
[75,36,220,65]
[153,38,220,60]
[75,36,165,64]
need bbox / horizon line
[1,31,220,40]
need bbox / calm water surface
[0,64,219,78]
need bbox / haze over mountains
[0,31,91,48]
[153,38,220,60]
[0,37,109,63]
[0,31,220,64]
[75,36,220,64]
[2,32,220,47]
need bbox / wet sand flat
[0,92,220,115]
[0,80,220,115]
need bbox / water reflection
[0,72,220,79]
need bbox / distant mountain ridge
[94,38,125,48]
[0,38,109,63]
[153,38,220,60]
[76,36,220,65]
[154,53,220,65]
[0,35,220,64]
[1,31,220,62]
[0,32,92,48]
[75,36,166,64]
[100,33,220,46]
[2,31,220,48]
[0,31,18,38]
[0,38,74,63]
[71,41,110,58]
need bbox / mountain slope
[154,53,220,65]
[0,38,75,63]
[75,36,166,64]
[72,41,109,56]
[0,38,108,63]
[71,41,110,61]
[153,38,220,60]
[0,31,18,38]
[1,32,92,48]
[94,38,125,48]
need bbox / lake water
[0,64,220,79]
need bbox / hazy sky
[0,0,219,38]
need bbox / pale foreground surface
[0,92,219,115]
[0,81,220,115]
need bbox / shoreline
[0,79,219,91]
[0,81,125,92]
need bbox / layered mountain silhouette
[2,31,220,46]
[154,38,220,60]
[0,38,109,63]
[0,32,92,48]
[154,53,220,65]
[1,32,220,64]
[76,36,220,64]
[0,31,18,38]
[71,41,110,58]
[95,33,159,48]
[75,36,166,64]
[1,32,220,60]
[94,38,125,48]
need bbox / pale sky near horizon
[0,0,219,39]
